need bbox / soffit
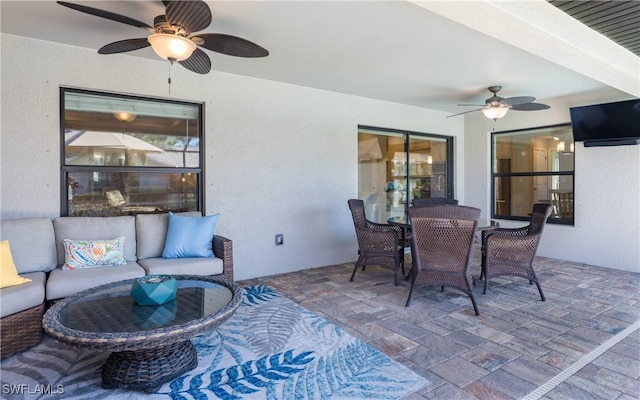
[548,0,640,57]
[1,1,637,114]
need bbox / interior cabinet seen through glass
[357,126,453,224]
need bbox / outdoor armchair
[406,205,480,314]
[347,199,404,286]
[482,203,553,300]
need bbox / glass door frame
[358,125,455,223]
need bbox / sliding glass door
[357,126,454,223]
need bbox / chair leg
[480,243,486,281]
[534,280,545,301]
[349,266,357,282]
[405,289,413,307]
[469,293,480,316]
[405,271,416,307]
[404,265,412,281]
[483,275,489,294]
[350,260,362,282]
[405,281,415,307]
[404,249,414,281]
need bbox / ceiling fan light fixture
[148,33,196,62]
[481,106,509,120]
[113,111,137,122]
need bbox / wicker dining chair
[406,205,480,314]
[482,203,553,300]
[347,199,404,286]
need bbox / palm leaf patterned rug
[1,285,429,399]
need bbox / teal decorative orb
[131,275,177,306]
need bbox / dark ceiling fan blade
[511,102,551,111]
[179,48,211,74]
[165,0,212,34]
[446,108,484,118]
[197,33,269,57]
[502,96,535,106]
[57,1,151,30]
[457,103,486,107]
[98,38,150,54]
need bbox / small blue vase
[130,275,177,306]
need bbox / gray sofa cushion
[0,218,57,274]
[54,216,137,264]
[46,262,145,301]
[0,272,46,318]
[136,212,201,259]
[137,257,223,276]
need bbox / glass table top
[58,278,233,333]
[388,216,499,230]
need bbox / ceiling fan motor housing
[486,86,506,107]
[153,15,185,35]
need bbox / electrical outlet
[275,234,284,245]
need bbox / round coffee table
[43,275,242,393]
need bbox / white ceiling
[2,1,638,115]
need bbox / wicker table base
[44,276,242,393]
[102,340,197,393]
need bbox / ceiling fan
[448,86,550,120]
[57,1,269,74]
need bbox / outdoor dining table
[388,215,499,232]
[388,215,499,280]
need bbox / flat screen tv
[569,99,640,147]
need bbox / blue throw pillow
[162,212,220,258]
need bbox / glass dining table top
[388,215,499,231]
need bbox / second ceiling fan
[448,86,550,120]
[57,0,269,74]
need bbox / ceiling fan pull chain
[168,61,173,97]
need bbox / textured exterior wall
[0,34,464,280]
[464,90,640,273]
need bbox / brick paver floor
[239,254,640,399]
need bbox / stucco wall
[0,34,465,280]
[3,33,637,277]
[463,90,640,273]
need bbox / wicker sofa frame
[0,304,45,358]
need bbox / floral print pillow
[63,236,126,270]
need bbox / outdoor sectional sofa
[0,212,233,359]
